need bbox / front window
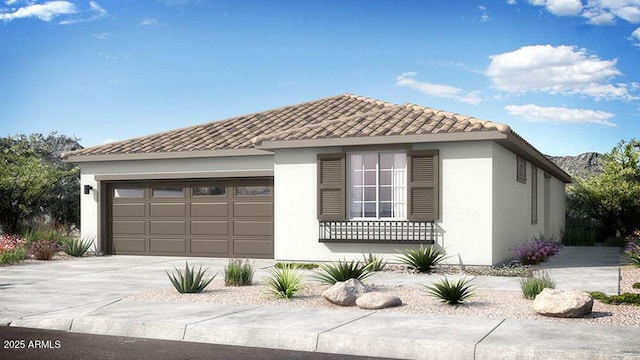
[349,152,406,219]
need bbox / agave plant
[396,246,448,273]
[63,236,94,257]
[362,251,386,272]
[166,261,216,293]
[312,259,373,285]
[425,276,475,305]
[264,265,306,299]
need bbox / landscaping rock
[322,278,367,306]
[533,288,593,318]
[356,292,402,310]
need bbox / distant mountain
[547,152,603,178]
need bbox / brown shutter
[317,153,345,221]
[407,150,439,221]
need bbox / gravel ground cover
[126,265,640,326]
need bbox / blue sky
[1,0,639,156]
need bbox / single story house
[62,94,571,266]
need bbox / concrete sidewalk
[2,247,638,360]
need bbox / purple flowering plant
[512,236,563,265]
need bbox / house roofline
[255,131,507,149]
[62,148,273,163]
[498,132,572,183]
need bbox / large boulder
[533,288,594,318]
[356,292,402,310]
[322,278,367,306]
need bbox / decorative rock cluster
[321,278,402,310]
[533,288,594,318]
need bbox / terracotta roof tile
[63,93,511,158]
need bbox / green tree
[567,139,640,238]
[0,134,80,234]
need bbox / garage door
[109,179,273,258]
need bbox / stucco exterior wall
[273,142,495,265]
[490,143,566,264]
[78,155,274,251]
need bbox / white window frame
[347,151,407,220]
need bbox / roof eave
[498,133,572,183]
[62,148,273,163]
[255,131,508,150]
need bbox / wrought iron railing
[319,220,435,244]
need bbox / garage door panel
[113,238,146,252]
[191,203,228,217]
[191,238,229,254]
[150,203,186,217]
[113,220,145,235]
[233,239,272,256]
[150,221,186,235]
[234,202,273,217]
[191,221,229,235]
[233,221,273,236]
[110,180,273,258]
[150,238,186,253]
[113,203,145,217]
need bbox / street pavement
[1,246,638,360]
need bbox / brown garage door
[109,179,273,258]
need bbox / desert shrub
[224,258,254,286]
[520,272,555,300]
[624,230,640,267]
[561,224,597,246]
[312,259,373,285]
[632,282,640,289]
[512,235,562,265]
[424,276,475,305]
[22,227,69,245]
[62,236,94,257]
[362,251,386,272]
[396,246,448,273]
[166,261,216,293]
[264,265,306,299]
[274,262,319,270]
[29,239,60,260]
[590,291,640,306]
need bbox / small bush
[512,235,562,265]
[624,230,640,267]
[520,272,555,300]
[633,282,640,290]
[561,225,597,246]
[22,228,69,245]
[63,236,94,257]
[166,261,216,293]
[424,276,475,305]
[275,262,319,270]
[312,259,373,285]
[362,251,386,272]
[590,291,640,306]
[29,239,60,260]
[224,258,254,286]
[396,246,448,273]
[0,247,27,265]
[264,265,306,299]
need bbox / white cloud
[505,104,616,126]
[507,0,517,5]
[140,17,158,26]
[59,0,107,24]
[530,0,583,16]
[102,138,118,144]
[632,27,640,45]
[479,5,490,22]
[527,0,640,25]
[0,1,76,21]
[486,45,634,100]
[396,72,482,105]
[92,32,109,40]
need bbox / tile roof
[62,93,511,158]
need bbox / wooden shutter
[317,153,345,221]
[407,150,439,221]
